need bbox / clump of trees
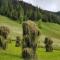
[0,26,10,39]
[22,20,40,60]
[0,26,10,50]
[44,37,53,52]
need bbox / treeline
[0,0,41,22]
[0,0,60,24]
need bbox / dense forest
[0,0,60,24]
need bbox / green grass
[37,48,60,60]
[0,15,22,39]
[0,15,60,60]
[37,21,60,49]
[41,22,60,39]
[0,42,60,60]
[0,41,22,60]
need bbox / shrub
[22,48,33,59]
[22,20,41,36]
[0,26,10,39]
[44,37,53,52]
[15,36,20,47]
[22,35,32,48]
[32,42,37,55]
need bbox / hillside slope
[0,15,60,49]
[0,16,60,60]
[0,15,22,40]
[38,22,60,49]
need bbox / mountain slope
[0,15,60,60]
[0,15,60,49]
[0,15,22,39]
[0,0,60,24]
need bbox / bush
[32,42,37,55]
[44,37,53,52]
[22,20,40,37]
[22,35,32,48]
[0,26,10,39]
[22,48,33,59]
[15,36,20,47]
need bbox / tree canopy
[0,0,60,24]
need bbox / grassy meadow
[0,15,60,60]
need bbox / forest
[0,0,60,24]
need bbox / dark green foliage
[15,36,20,47]
[0,26,10,50]
[0,26,10,39]
[22,35,32,48]
[44,37,53,52]
[22,21,40,59]
[22,48,33,60]
[32,42,37,56]
[22,20,40,36]
[22,35,33,60]
[0,0,60,24]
